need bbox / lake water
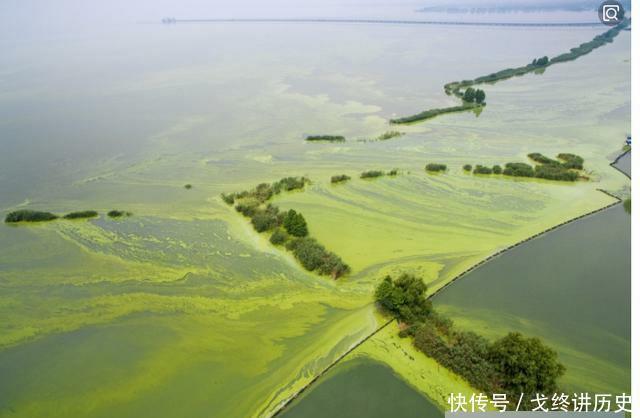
[0,4,631,417]
[434,204,631,394]
[280,359,442,418]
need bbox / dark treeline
[360,169,399,179]
[376,274,566,408]
[222,176,350,278]
[63,210,99,220]
[393,19,629,125]
[5,209,124,223]
[425,163,447,172]
[466,152,585,182]
[306,135,346,143]
[331,174,351,184]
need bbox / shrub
[388,169,398,176]
[331,174,351,184]
[221,193,236,205]
[107,210,131,218]
[425,163,447,172]
[375,274,432,324]
[184,184,193,189]
[269,229,289,245]
[375,131,404,141]
[360,170,385,179]
[557,153,584,169]
[527,153,559,166]
[503,162,534,177]
[463,164,472,172]
[5,210,58,223]
[534,165,578,181]
[63,210,99,220]
[286,237,350,278]
[306,135,346,142]
[251,210,279,232]
[235,201,259,217]
[283,209,308,237]
[473,165,493,175]
[273,177,307,193]
[492,165,502,174]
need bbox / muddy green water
[280,359,442,418]
[0,4,630,417]
[434,204,631,394]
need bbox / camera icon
[602,4,620,21]
[599,1,624,26]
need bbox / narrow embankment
[268,186,626,417]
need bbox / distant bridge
[161,17,602,28]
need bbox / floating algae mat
[0,15,631,418]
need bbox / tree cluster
[286,237,350,278]
[331,174,351,184]
[425,163,447,172]
[375,274,566,407]
[463,87,486,104]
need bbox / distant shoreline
[162,18,603,28]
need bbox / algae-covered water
[0,5,631,417]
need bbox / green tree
[488,332,565,400]
[374,274,432,324]
[283,209,308,237]
[463,164,472,172]
[475,89,486,104]
[463,87,476,103]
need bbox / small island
[5,210,58,223]
[63,210,99,220]
[305,135,346,143]
[425,163,447,173]
[331,174,351,184]
[222,176,350,278]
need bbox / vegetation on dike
[305,135,346,143]
[63,210,99,220]
[331,174,351,184]
[390,102,479,124]
[376,274,566,407]
[222,176,349,278]
[393,19,629,125]
[425,163,447,173]
[473,165,493,175]
[5,210,58,223]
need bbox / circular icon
[598,0,625,26]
